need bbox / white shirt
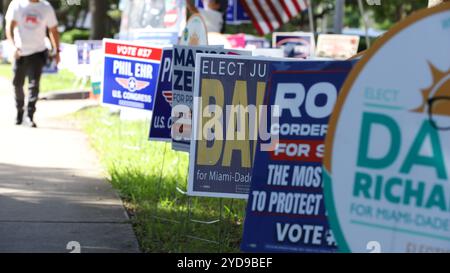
[199,8,223,33]
[5,0,58,56]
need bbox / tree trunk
[2,0,12,39]
[89,0,108,39]
[2,0,12,14]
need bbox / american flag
[240,0,309,35]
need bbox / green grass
[0,63,87,94]
[73,106,247,253]
[0,63,13,79]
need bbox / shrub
[61,28,90,44]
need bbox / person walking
[5,0,60,128]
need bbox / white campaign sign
[316,34,359,60]
[179,14,208,46]
[324,4,450,253]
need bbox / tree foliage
[0,0,432,41]
[358,0,428,30]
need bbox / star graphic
[128,78,137,92]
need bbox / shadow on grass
[109,168,246,253]
[74,106,247,253]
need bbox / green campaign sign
[324,3,450,253]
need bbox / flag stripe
[254,0,274,32]
[242,0,268,35]
[292,0,302,13]
[266,0,283,27]
[272,0,289,23]
[279,0,293,19]
[260,0,280,30]
[285,0,299,17]
[240,0,308,35]
[298,0,308,11]
[240,0,265,35]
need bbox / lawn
[73,106,247,253]
[0,63,87,94]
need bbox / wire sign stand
[178,174,225,252]
[149,142,230,252]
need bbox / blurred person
[186,0,228,33]
[5,0,60,128]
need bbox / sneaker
[24,116,37,128]
[16,111,24,125]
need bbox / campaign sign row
[100,39,355,253]
[98,40,353,252]
[99,3,450,253]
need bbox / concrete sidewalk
[0,78,140,253]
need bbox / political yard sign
[149,48,174,141]
[102,39,162,111]
[75,40,102,65]
[323,4,450,253]
[188,54,279,199]
[241,60,355,253]
[272,32,315,59]
[316,34,360,60]
[171,45,250,152]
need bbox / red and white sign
[104,39,163,62]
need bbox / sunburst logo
[413,63,450,117]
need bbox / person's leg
[12,57,27,125]
[26,51,46,127]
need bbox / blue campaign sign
[241,60,356,253]
[102,39,162,111]
[188,54,276,199]
[226,0,235,22]
[235,0,250,22]
[149,48,173,141]
[75,40,102,65]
